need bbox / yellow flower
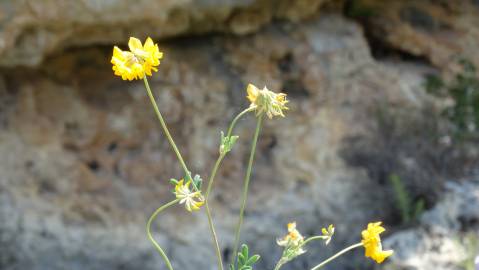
[277,222,306,263]
[361,222,393,263]
[246,84,289,119]
[277,222,304,247]
[111,37,163,81]
[321,224,335,245]
[174,179,204,212]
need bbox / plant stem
[143,77,193,184]
[143,77,222,269]
[231,114,264,264]
[204,203,224,270]
[273,259,285,270]
[146,199,180,270]
[310,243,363,270]
[226,108,253,140]
[205,107,252,199]
[303,236,328,246]
[203,108,252,270]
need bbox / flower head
[361,222,393,263]
[321,224,335,245]
[277,222,305,247]
[247,84,288,119]
[174,179,204,212]
[277,222,306,263]
[111,37,163,81]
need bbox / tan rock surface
[351,0,479,76]
[1,1,479,270]
[0,0,326,67]
[0,14,442,270]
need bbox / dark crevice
[277,53,311,98]
[87,160,100,172]
[343,0,434,66]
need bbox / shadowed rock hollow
[0,1,478,270]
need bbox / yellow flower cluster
[361,222,394,263]
[276,222,306,263]
[247,84,288,119]
[174,179,205,212]
[111,37,163,81]
[277,222,304,247]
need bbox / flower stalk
[146,199,180,270]
[203,107,253,270]
[143,76,223,269]
[143,77,193,184]
[310,243,363,270]
[231,113,265,264]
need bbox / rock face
[347,0,479,76]
[384,180,479,270]
[0,0,325,67]
[0,1,478,270]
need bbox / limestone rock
[350,0,479,76]
[0,14,443,270]
[1,3,479,269]
[384,180,479,270]
[0,0,326,67]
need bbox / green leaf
[192,174,203,190]
[219,131,240,154]
[238,253,245,265]
[241,244,249,258]
[246,255,260,265]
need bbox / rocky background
[1,1,479,270]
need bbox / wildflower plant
[111,37,393,270]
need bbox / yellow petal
[247,83,259,103]
[128,37,143,51]
[144,37,155,50]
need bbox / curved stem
[226,108,254,138]
[231,114,264,264]
[146,199,180,270]
[143,77,222,269]
[303,236,328,246]
[203,108,252,270]
[205,107,252,199]
[310,243,363,270]
[143,77,194,186]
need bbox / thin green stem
[226,108,254,138]
[205,154,226,199]
[205,107,252,199]
[310,243,363,270]
[143,77,222,269]
[231,114,264,264]
[273,259,286,270]
[202,107,252,270]
[143,77,193,184]
[146,199,180,270]
[303,236,328,246]
[204,203,224,270]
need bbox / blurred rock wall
[1,1,478,270]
